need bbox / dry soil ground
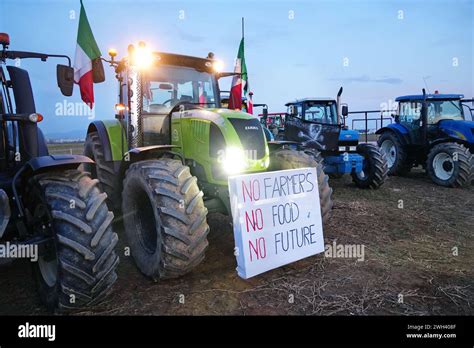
[0,168,472,316]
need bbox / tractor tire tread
[31,169,118,313]
[122,159,209,280]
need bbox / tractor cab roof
[395,94,464,102]
[285,97,335,106]
[152,51,215,73]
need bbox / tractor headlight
[213,59,224,73]
[222,147,247,174]
[132,41,155,70]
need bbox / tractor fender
[376,125,410,146]
[25,154,94,172]
[437,120,474,144]
[429,137,470,149]
[119,145,183,175]
[37,128,49,156]
[266,140,300,151]
[86,121,114,162]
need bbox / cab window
[303,101,337,124]
[399,102,421,124]
[287,104,303,118]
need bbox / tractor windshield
[142,65,219,114]
[303,101,338,125]
[427,99,464,124]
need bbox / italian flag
[229,37,252,114]
[73,0,104,109]
[198,82,206,104]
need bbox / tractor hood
[177,107,255,125]
[438,119,474,143]
[173,107,270,185]
[206,108,269,163]
[339,129,359,142]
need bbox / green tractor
[83,42,333,280]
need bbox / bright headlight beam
[132,45,154,69]
[213,59,224,73]
[222,147,247,174]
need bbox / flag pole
[242,17,244,40]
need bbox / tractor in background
[0,33,118,312]
[377,90,474,187]
[280,88,388,189]
[257,108,286,140]
[83,42,333,281]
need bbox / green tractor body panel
[102,119,128,161]
[171,108,270,186]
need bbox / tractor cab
[0,35,74,175]
[278,87,388,189]
[392,94,472,146]
[376,91,474,187]
[111,48,223,147]
[284,98,341,154]
[90,42,271,212]
[258,112,285,136]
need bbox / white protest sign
[228,167,324,279]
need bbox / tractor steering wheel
[168,100,197,115]
[162,99,175,107]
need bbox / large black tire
[351,143,388,189]
[122,159,209,280]
[303,147,343,179]
[328,172,344,179]
[269,149,333,224]
[29,170,119,313]
[426,142,473,188]
[302,147,324,165]
[378,132,411,176]
[83,131,121,211]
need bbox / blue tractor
[377,90,474,187]
[280,88,388,189]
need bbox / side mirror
[288,105,297,116]
[57,64,74,97]
[263,107,268,118]
[341,104,348,117]
[394,115,400,123]
[159,83,173,90]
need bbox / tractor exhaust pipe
[421,88,428,145]
[0,189,11,238]
[336,86,343,125]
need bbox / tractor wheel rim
[433,152,454,180]
[381,140,396,168]
[38,256,58,287]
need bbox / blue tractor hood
[438,119,474,143]
[339,129,359,142]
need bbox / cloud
[329,75,403,85]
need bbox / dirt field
[0,168,472,316]
[47,142,85,155]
